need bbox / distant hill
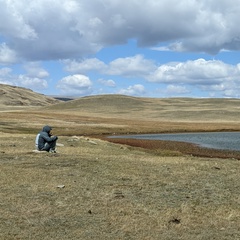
[2,84,240,122]
[47,94,148,112]
[53,96,74,101]
[45,94,240,122]
[0,84,61,108]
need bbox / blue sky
[1,0,240,98]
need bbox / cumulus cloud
[107,55,156,77]
[1,0,240,61]
[148,59,240,85]
[0,43,18,64]
[98,79,116,87]
[0,58,49,90]
[62,56,240,97]
[165,85,190,95]
[2,0,240,98]
[0,67,12,76]
[17,75,48,90]
[0,1,37,40]
[64,58,107,73]
[0,67,13,85]
[200,80,240,98]
[56,74,93,95]
[64,55,156,77]
[23,62,49,78]
[118,84,145,96]
[144,58,240,98]
[0,67,48,90]
[9,78,47,90]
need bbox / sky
[1,0,240,98]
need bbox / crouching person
[36,125,58,153]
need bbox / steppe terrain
[0,85,240,239]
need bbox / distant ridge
[46,94,148,112]
[53,96,74,101]
[2,85,240,122]
[44,94,240,122]
[0,84,61,107]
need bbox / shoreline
[103,137,240,160]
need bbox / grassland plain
[0,95,240,239]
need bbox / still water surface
[111,132,240,151]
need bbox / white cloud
[1,0,240,98]
[23,62,49,78]
[17,75,48,90]
[0,62,49,91]
[200,80,240,98]
[0,67,12,76]
[150,46,170,52]
[144,58,240,98]
[107,55,156,77]
[1,0,240,61]
[0,1,37,40]
[0,66,48,90]
[64,55,157,77]
[0,43,18,64]
[149,59,239,85]
[98,79,116,87]
[63,56,240,98]
[64,58,107,73]
[165,85,190,95]
[0,67,13,85]
[118,84,145,96]
[56,74,93,95]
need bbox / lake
[110,132,240,151]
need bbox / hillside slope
[47,94,148,112]
[45,94,240,122]
[0,84,61,108]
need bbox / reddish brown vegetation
[105,138,240,160]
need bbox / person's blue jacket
[38,125,58,150]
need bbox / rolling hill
[46,94,148,112]
[0,84,61,108]
[1,83,240,123]
[45,94,240,122]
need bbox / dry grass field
[0,90,240,239]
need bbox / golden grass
[2,95,240,137]
[0,95,240,239]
